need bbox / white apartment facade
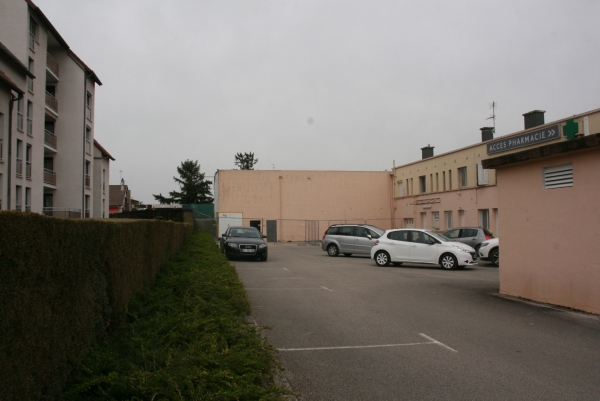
[0,0,112,218]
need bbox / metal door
[266,220,277,242]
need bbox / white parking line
[321,286,333,292]
[278,333,457,353]
[283,268,290,271]
[245,287,333,291]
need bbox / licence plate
[241,249,254,253]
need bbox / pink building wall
[215,170,393,241]
[496,150,600,314]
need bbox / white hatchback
[370,229,478,270]
[478,238,499,266]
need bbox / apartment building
[0,0,112,218]
[392,108,600,236]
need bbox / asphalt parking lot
[232,243,600,401]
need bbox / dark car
[442,227,494,252]
[219,226,268,261]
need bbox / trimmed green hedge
[0,212,193,400]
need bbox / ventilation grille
[544,164,573,189]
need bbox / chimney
[421,144,434,159]
[523,110,546,130]
[480,127,494,142]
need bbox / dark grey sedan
[219,226,268,261]
[442,227,494,252]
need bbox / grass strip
[61,230,288,400]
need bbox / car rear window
[462,228,479,237]
[483,228,494,237]
[327,227,340,235]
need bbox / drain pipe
[7,91,23,210]
[81,72,88,217]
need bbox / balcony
[46,53,59,79]
[44,130,57,150]
[44,169,57,186]
[26,161,32,180]
[26,117,33,137]
[45,91,58,113]
[86,106,92,121]
[43,208,81,218]
[16,112,24,131]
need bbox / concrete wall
[215,170,393,242]
[497,150,600,314]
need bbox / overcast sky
[33,0,600,203]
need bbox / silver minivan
[322,224,384,257]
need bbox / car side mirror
[426,240,435,245]
[367,234,372,239]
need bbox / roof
[0,69,24,95]
[25,0,102,85]
[109,184,128,206]
[482,133,600,169]
[0,41,35,78]
[94,140,115,160]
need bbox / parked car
[442,227,494,251]
[322,224,384,257]
[478,238,499,266]
[370,228,478,270]
[219,226,268,261]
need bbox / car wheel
[440,253,458,270]
[343,253,352,257]
[260,253,268,262]
[490,248,499,267]
[392,262,403,266]
[374,251,390,267]
[327,244,339,257]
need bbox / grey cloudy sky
[33,0,600,203]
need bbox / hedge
[0,211,194,400]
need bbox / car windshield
[229,228,261,238]
[367,226,384,235]
[425,230,452,242]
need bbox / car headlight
[258,244,267,249]
[452,245,470,253]
[480,242,489,248]
[227,243,239,249]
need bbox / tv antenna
[487,101,497,134]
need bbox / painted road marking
[278,333,457,353]
[245,287,333,291]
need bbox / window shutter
[544,164,573,189]
[477,163,489,185]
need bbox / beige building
[483,133,600,314]
[392,108,600,238]
[0,0,112,218]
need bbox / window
[445,211,453,229]
[477,163,489,186]
[459,209,465,226]
[421,212,427,229]
[28,58,34,93]
[26,144,32,179]
[102,169,106,194]
[102,199,105,218]
[432,211,440,230]
[445,229,460,239]
[0,174,3,209]
[435,173,439,192]
[85,160,91,189]
[16,140,23,177]
[86,91,92,120]
[26,101,33,136]
[410,178,414,195]
[337,226,354,236]
[16,98,24,131]
[25,188,31,211]
[493,209,499,236]
[388,230,408,241]
[29,18,37,50]
[442,171,446,191]
[0,112,4,160]
[85,195,90,218]
[448,170,453,190]
[419,175,426,194]
[397,180,404,197]
[15,185,22,210]
[479,209,490,230]
[430,174,433,192]
[404,218,414,228]
[544,164,573,189]
[85,126,91,154]
[458,167,468,188]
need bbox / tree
[234,152,258,170]
[153,160,213,204]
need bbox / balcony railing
[85,209,90,218]
[46,53,59,77]
[26,117,33,137]
[28,77,33,92]
[85,174,91,189]
[17,112,24,131]
[44,130,57,149]
[86,106,92,121]
[15,203,22,211]
[26,162,32,179]
[85,139,91,154]
[44,169,56,185]
[43,207,81,218]
[16,158,23,177]
[45,92,58,112]
[25,205,31,212]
